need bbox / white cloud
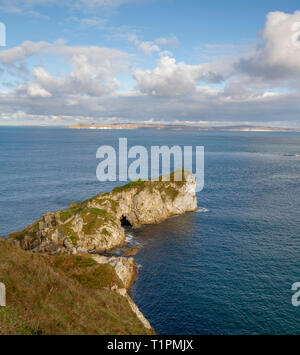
[159,50,173,57]
[139,41,160,55]
[134,56,223,97]
[69,16,108,29]
[29,58,120,97]
[126,35,179,56]
[236,11,300,85]
[154,36,179,47]
[3,84,300,126]
[2,12,300,127]
[0,41,48,64]
[30,44,129,96]
[0,40,130,99]
[27,82,52,97]
[137,36,179,56]
[51,43,130,75]
[126,34,140,45]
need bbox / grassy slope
[0,240,153,335]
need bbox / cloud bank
[1,10,300,127]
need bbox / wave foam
[196,207,210,213]
[125,233,135,242]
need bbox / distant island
[69,123,300,132]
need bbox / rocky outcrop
[8,170,197,254]
[124,246,140,256]
[91,255,137,290]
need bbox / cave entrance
[120,215,132,227]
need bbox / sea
[1,126,300,334]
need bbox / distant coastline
[69,123,300,132]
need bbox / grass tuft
[112,179,146,193]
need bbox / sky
[0,0,300,127]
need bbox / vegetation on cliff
[0,239,154,335]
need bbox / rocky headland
[8,170,197,255]
[5,170,198,334]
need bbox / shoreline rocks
[123,246,140,256]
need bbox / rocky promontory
[6,170,198,334]
[8,170,197,255]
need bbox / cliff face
[91,254,151,330]
[8,171,197,255]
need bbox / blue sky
[0,0,300,126]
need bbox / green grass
[57,207,116,242]
[112,179,146,193]
[69,235,79,246]
[86,208,107,217]
[60,206,84,223]
[164,186,180,201]
[59,208,110,239]
[102,228,111,237]
[58,221,75,239]
[91,197,119,213]
[14,231,26,241]
[51,255,123,289]
[72,264,124,290]
[163,169,187,183]
[0,306,43,335]
[0,240,154,335]
[81,210,107,235]
[102,198,119,213]
[9,230,37,243]
[54,255,98,269]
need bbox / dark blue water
[1,126,300,334]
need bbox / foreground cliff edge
[2,170,197,335]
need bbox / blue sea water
[1,126,300,334]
